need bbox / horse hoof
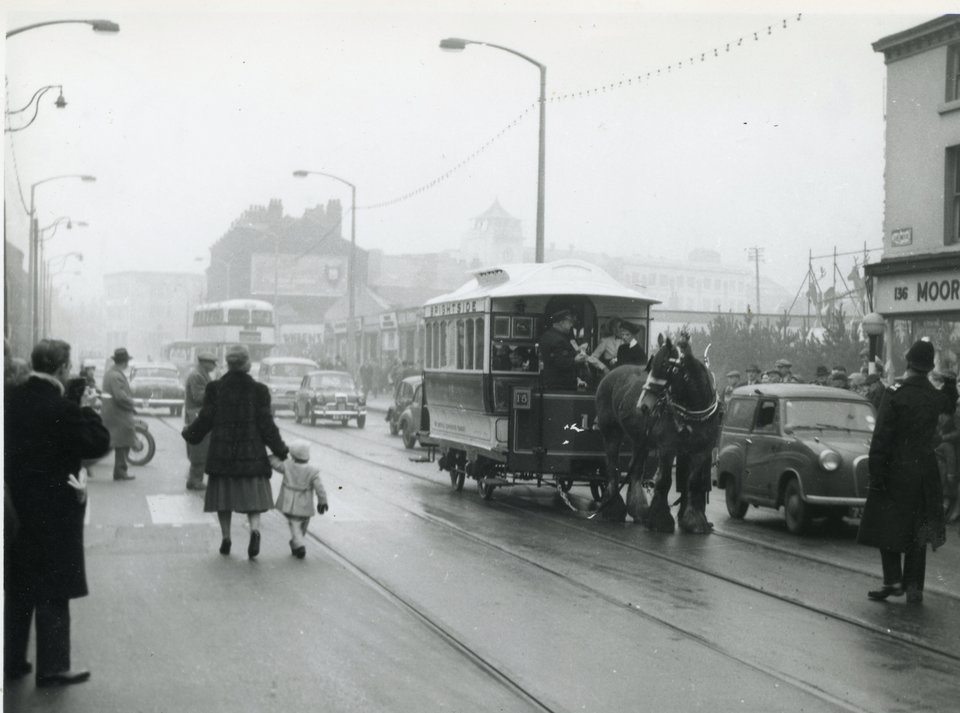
[679,509,712,534]
[645,497,675,532]
[600,493,627,522]
[626,486,649,524]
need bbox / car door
[743,398,783,502]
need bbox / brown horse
[595,334,720,532]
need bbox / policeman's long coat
[184,366,212,466]
[100,364,138,448]
[858,374,958,552]
[539,327,578,389]
[5,375,111,599]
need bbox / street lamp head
[292,170,309,178]
[90,20,120,33]
[54,90,67,109]
[439,37,468,51]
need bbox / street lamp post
[28,175,96,346]
[43,252,83,338]
[6,19,120,38]
[440,37,546,263]
[293,169,357,364]
[38,218,87,337]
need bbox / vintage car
[293,370,366,428]
[714,383,876,535]
[129,361,186,416]
[397,378,435,449]
[386,375,421,437]
[257,356,319,415]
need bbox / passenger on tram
[615,322,647,367]
[492,341,512,371]
[509,346,533,372]
[539,309,587,390]
[591,318,622,370]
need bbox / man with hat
[775,358,799,383]
[722,370,742,404]
[811,365,830,386]
[100,348,138,481]
[744,364,761,386]
[858,339,958,603]
[539,308,586,390]
[184,351,218,491]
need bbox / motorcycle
[127,417,156,466]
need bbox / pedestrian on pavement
[858,340,959,603]
[100,348,138,481]
[4,339,110,687]
[182,344,288,559]
[931,369,960,524]
[268,441,328,559]
[184,351,218,491]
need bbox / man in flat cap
[744,364,761,386]
[184,351,218,491]
[775,358,799,383]
[858,339,958,603]
[539,308,586,390]
[100,348,137,481]
[722,370,742,404]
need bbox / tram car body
[422,260,659,498]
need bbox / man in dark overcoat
[100,347,138,481]
[184,351,218,491]
[539,309,586,390]
[4,339,110,686]
[857,340,958,603]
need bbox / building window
[948,145,960,245]
[948,44,960,102]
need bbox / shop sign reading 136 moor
[876,270,960,313]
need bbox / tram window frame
[474,317,484,369]
[465,319,474,369]
[456,319,465,369]
[425,323,433,368]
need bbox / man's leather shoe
[114,473,136,481]
[248,530,260,559]
[294,545,306,560]
[4,661,32,680]
[906,588,923,603]
[867,584,904,600]
[36,669,91,687]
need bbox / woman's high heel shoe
[248,530,261,559]
[219,538,231,555]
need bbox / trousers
[4,591,71,675]
[880,544,927,590]
[113,447,129,478]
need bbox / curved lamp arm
[7,19,119,38]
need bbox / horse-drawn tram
[422,259,659,500]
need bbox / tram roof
[424,260,660,306]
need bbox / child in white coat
[268,441,328,559]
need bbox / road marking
[146,494,213,525]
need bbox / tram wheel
[449,471,465,492]
[589,480,608,502]
[478,479,495,500]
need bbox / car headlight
[819,450,842,471]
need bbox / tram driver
[539,308,587,390]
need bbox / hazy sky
[4,1,952,301]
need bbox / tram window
[465,319,474,369]
[426,324,433,368]
[474,317,484,369]
[456,319,465,369]
[440,321,448,368]
[227,309,248,324]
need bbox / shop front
[866,253,960,376]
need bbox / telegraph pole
[747,246,764,316]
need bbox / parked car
[257,356,319,415]
[129,361,186,416]
[398,379,435,449]
[714,384,876,535]
[386,375,421,436]
[293,370,366,428]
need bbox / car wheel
[724,476,749,519]
[356,415,366,429]
[401,420,416,449]
[783,478,811,535]
[389,419,399,436]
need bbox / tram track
[263,420,959,712]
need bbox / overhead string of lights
[358,12,802,211]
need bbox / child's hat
[289,441,310,461]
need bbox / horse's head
[634,335,683,413]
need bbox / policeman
[184,351,218,490]
[775,358,800,383]
[539,309,586,390]
[857,339,958,603]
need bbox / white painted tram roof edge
[424,259,661,306]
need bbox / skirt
[204,475,273,514]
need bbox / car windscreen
[272,363,315,378]
[133,368,179,380]
[313,375,355,390]
[783,399,875,433]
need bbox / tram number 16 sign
[513,387,532,410]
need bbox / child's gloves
[317,503,328,515]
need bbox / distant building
[867,15,960,374]
[459,200,525,268]
[103,271,204,361]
